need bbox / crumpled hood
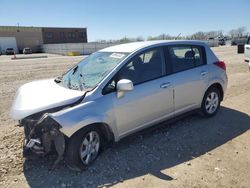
[10,79,85,120]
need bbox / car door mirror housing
[116,79,134,98]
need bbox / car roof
[100,40,207,53]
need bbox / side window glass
[102,48,166,95]
[168,45,205,72]
[192,46,204,66]
[169,46,195,72]
[118,48,165,85]
[248,37,250,44]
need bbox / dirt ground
[0,46,249,188]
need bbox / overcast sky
[0,0,249,41]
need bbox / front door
[105,47,174,138]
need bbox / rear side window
[168,45,205,73]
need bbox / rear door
[245,37,250,63]
[166,45,209,115]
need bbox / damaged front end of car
[21,113,66,169]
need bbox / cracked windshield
[59,52,128,90]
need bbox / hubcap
[79,131,100,165]
[205,92,219,114]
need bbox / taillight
[214,61,226,71]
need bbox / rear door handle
[200,71,208,76]
[160,82,171,88]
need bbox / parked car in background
[23,47,32,54]
[218,38,226,46]
[5,48,15,55]
[245,37,250,70]
[10,40,228,170]
[231,37,248,46]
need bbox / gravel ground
[0,46,249,188]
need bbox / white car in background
[10,40,228,170]
[245,36,250,70]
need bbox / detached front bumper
[21,114,66,168]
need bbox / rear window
[168,45,205,73]
[7,48,13,50]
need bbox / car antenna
[175,33,181,40]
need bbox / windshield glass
[58,52,128,91]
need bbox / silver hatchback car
[10,40,227,170]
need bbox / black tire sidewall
[201,87,221,118]
[65,126,103,171]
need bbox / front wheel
[200,87,221,118]
[65,127,103,171]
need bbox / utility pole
[17,23,20,32]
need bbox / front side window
[168,45,205,72]
[59,52,128,91]
[118,48,165,85]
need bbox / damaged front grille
[20,113,65,169]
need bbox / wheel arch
[206,82,224,101]
[68,122,115,144]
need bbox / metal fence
[42,42,120,55]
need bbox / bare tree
[190,31,206,40]
[228,29,237,38]
[228,27,248,38]
[135,36,144,41]
[94,27,248,43]
[237,27,247,37]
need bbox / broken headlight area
[20,113,65,169]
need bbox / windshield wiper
[72,66,79,75]
[72,66,86,90]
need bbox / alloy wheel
[205,91,219,114]
[79,131,100,165]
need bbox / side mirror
[116,79,134,98]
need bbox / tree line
[96,26,248,43]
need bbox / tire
[65,126,103,171]
[200,87,221,118]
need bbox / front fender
[49,101,117,139]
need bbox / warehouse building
[0,26,87,53]
[42,27,87,44]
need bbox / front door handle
[160,82,171,88]
[200,71,208,76]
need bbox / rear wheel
[200,87,221,117]
[65,127,103,171]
